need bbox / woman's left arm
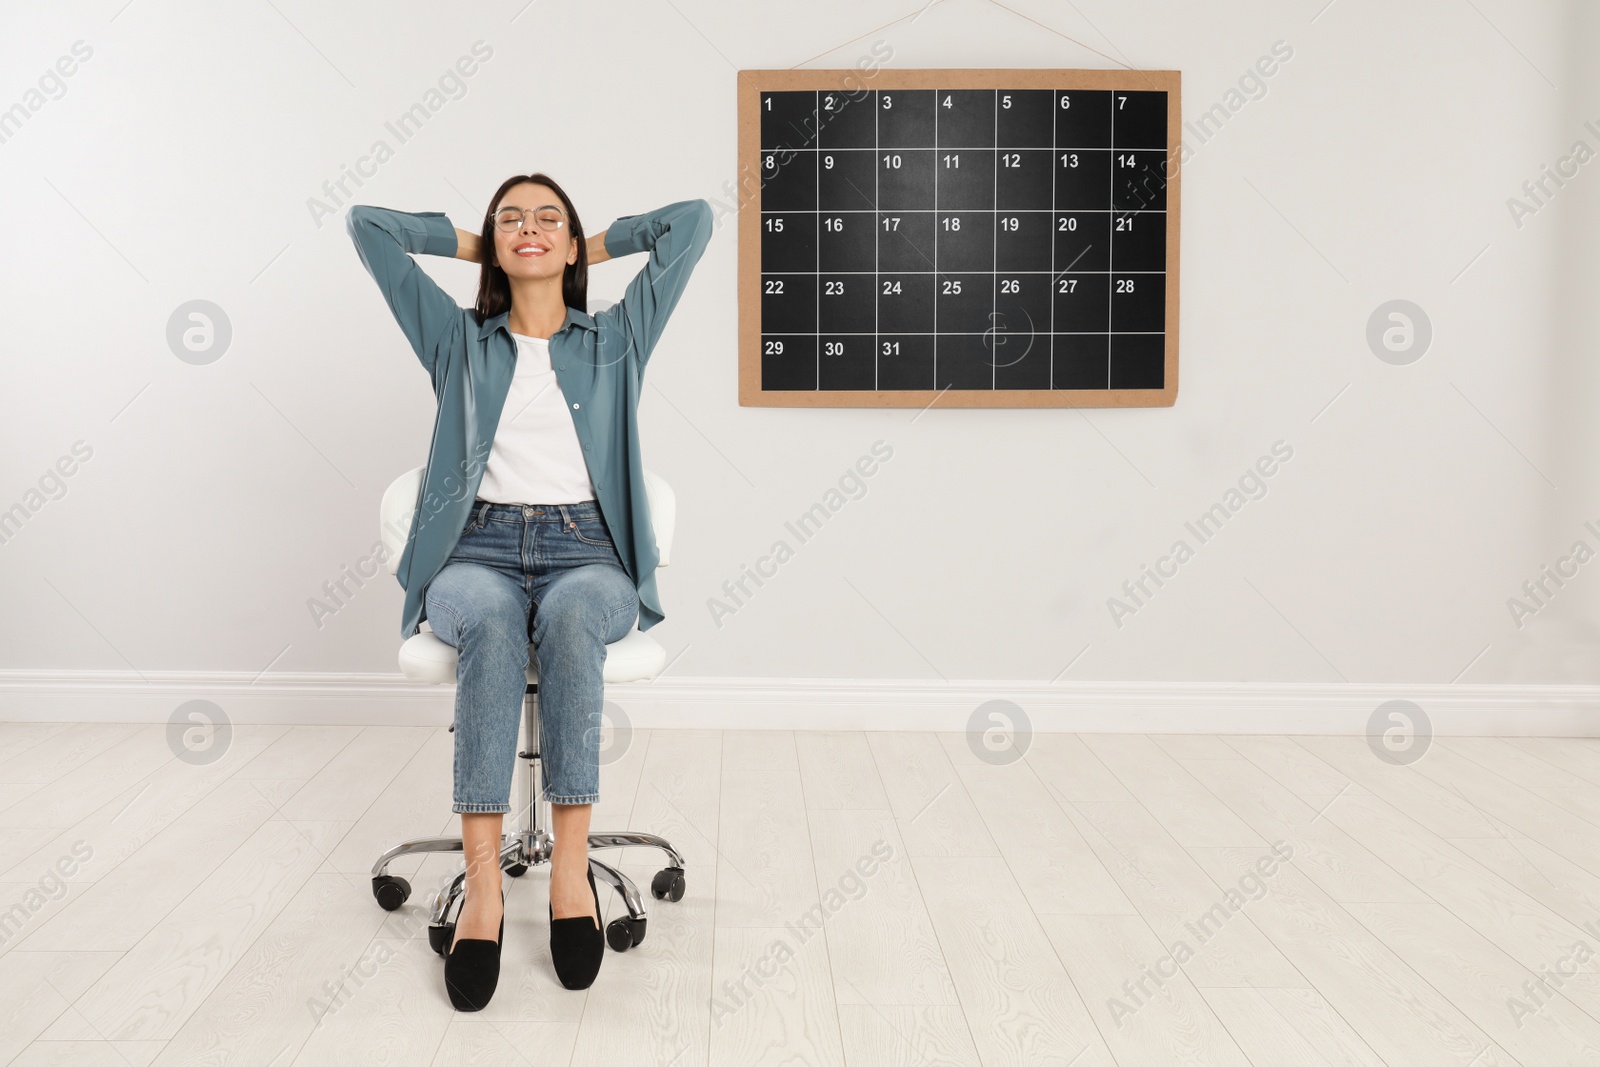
[591,199,713,372]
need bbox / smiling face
[492,182,578,280]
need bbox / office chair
[367,464,686,955]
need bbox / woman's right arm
[345,205,464,381]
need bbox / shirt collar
[476,305,596,341]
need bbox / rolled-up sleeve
[597,198,713,373]
[346,206,463,385]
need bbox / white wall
[0,0,1592,719]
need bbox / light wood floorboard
[7,729,1600,1065]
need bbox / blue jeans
[423,499,640,812]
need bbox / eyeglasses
[493,205,567,233]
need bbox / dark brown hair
[472,172,587,326]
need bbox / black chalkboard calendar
[737,68,1181,408]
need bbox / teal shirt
[345,197,714,638]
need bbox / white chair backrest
[379,465,673,576]
[643,470,675,565]
[379,466,424,576]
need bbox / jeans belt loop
[476,500,490,528]
[558,503,572,529]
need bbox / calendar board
[737,68,1181,408]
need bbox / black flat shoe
[445,886,505,1011]
[549,864,604,989]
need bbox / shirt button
[582,443,589,451]
[572,402,580,409]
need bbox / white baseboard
[0,670,1597,734]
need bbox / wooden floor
[3,724,1600,1066]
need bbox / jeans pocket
[569,515,614,548]
[447,512,496,564]
[461,502,492,535]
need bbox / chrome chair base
[369,684,686,955]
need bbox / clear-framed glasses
[493,205,566,233]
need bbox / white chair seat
[398,626,667,686]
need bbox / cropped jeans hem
[454,802,512,815]
[545,792,601,805]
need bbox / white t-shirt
[475,332,597,505]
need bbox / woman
[345,175,712,1009]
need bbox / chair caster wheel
[428,923,453,957]
[505,863,529,877]
[372,875,411,911]
[651,867,685,902]
[607,916,645,951]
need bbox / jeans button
[523,506,533,518]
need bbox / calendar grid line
[759,270,1168,276]
[1050,89,1056,388]
[991,90,998,390]
[759,208,1168,214]
[761,331,1166,336]
[774,144,1170,152]
[1106,92,1113,389]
